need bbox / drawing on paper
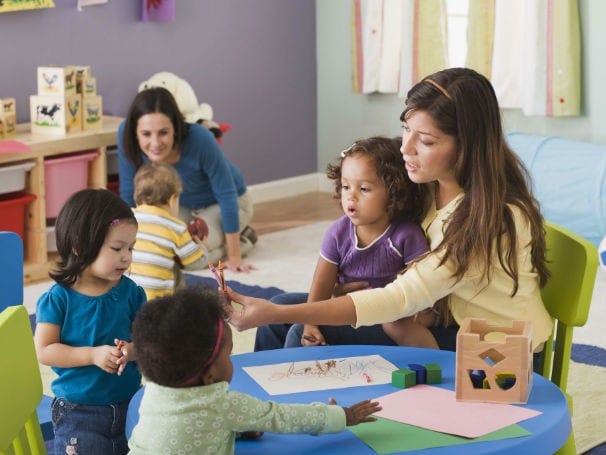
[243,354,398,395]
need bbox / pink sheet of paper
[374,385,541,438]
[0,140,31,154]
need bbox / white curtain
[352,0,448,96]
[469,0,581,116]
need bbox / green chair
[0,305,47,455]
[540,221,599,455]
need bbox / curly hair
[132,287,228,387]
[326,136,429,224]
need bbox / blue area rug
[572,343,606,368]
[184,273,286,300]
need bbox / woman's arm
[227,288,357,331]
[117,123,137,207]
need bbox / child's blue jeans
[52,397,130,455]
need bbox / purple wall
[0,0,317,184]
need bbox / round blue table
[126,345,571,454]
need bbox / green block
[392,368,416,388]
[424,363,442,384]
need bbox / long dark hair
[122,87,189,168]
[401,68,548,292]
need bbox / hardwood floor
[250,191,342,235]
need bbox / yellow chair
[0,305,47,455]
[540,221,599,455]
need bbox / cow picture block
[30,94,82,135]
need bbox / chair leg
[556,429,577,455]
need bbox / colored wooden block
[408,363,427,384]
[391,368,416,389]
[424,363,442,384]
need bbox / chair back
[0,305,47,455]
[0,231,24,312]
[540,221,599,391]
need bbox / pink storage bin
[44,151,98,219]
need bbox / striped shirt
[130,204,204,300]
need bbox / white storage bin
[0,161,35,195]
[106,147,119,176]
[46,225,57,252]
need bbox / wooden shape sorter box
[0,116,122,283]
[455,318,533,404]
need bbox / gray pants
[178,191,254,268]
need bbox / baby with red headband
[129,287,381,454]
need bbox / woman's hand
[223,257,256,273]
[333,280,370,297]
[329,397,382,426]
[224,287,274,331]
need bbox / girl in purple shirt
[255,137,438,350]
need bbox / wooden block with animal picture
[82,95,102,131]
[0,113,17,139]
[37,65,77,97]
[78,77,97,96]
[2,97,16,115]
[0,98,17,139]
[30,94,82,135]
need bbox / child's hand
[301,325,326,347]
[114,338,131,376]
[333,280,370,297]
[329,397,382,426]
[92,345,125,374]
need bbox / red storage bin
[0,192,36,239]
[44,151,98,219]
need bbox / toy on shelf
[455,318,533,404]
[30,65,102,136]
[0,97,17,139]
[138,71,230,142]
[391,363,442,389]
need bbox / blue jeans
[254,292,397,351]
[52,397,130,455]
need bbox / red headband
[203,318,224,369]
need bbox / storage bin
[0,161,35,195]
[106,147,118,176]
[44,151,98,219]
[0,192,36,239]
[46,225,57,252]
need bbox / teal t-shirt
[36,276,146,405]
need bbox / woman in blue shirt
[118,87,256,272]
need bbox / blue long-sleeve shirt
[118,122,247,233]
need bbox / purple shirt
[320,215,428,289]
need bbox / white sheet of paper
[243,354,398,395]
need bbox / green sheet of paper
[348,417,531,454]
